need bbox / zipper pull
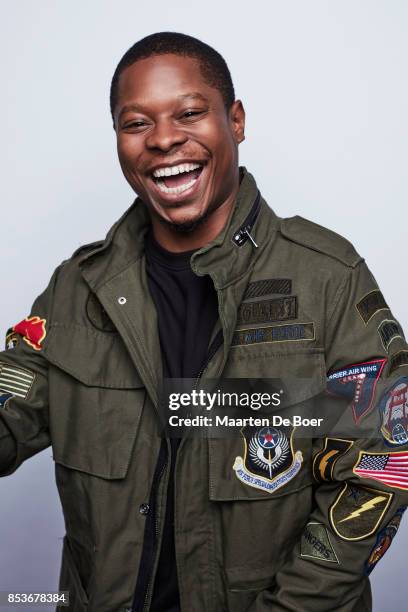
[244,229,258,248]
[231,191,261,248]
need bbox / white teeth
[155,176,198,195]
[152,162,201,178]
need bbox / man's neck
[148,186,239,253]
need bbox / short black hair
[110,32,235,126]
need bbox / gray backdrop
[1,1,407,610]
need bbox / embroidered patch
[327,359,386,424]
[364,505,406,575]
[329,483,393,541]
[237,296,297,326]
[233,426,303,493]
[12,316,46,351]
[379,377,408,446]
[5,328,19,350]
[356,290,389,324]
[243,278,292,299]
[390,351,408,374]
[0,392,13,407]
[0,362,35,399]
[86,293,116,333]
[353,450,408,490]
[378,320,404,352]
[312,438,353,483]
[300,522,339,563]
[231,323,315,347]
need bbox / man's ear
[230,100,245,144]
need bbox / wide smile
[149,161,206,203]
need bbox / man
[1,31,408,612]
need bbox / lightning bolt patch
[338,495,387,523]
[330,483,393,541]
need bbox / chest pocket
[207,347,326,597]
[209,346,326,501]
[42,323,145,479]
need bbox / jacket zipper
[131,441,168,612]
[194,329,224,387]
[141,458,168,612]
[231,190,261,248]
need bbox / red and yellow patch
[13,316,47,351]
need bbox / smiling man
[1,32,408,612]
[112,43,244,251]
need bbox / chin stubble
[157,207,213,234]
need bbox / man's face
[114,54,245,229]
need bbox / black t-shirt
[145,231,218,612]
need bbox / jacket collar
[79,167,279,292]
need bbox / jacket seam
[326,266,352,328]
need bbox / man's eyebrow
[118,104,144,118]
[118,93,210,119]
[177,92,210,103]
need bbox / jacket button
[139,503,150,515]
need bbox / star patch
[0,362,35,399]
[326,359,386,424]
[329,483,393,541]
[12,316,46,351]
[232,425,303,493]
[364,505,406,575]
[356,290,389,324]
[379,377,408,446]
[312,438,353,483]
[300,522,339,563]
[353,450,408,490]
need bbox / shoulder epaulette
[280,216,363,268]
[71,240,105,260]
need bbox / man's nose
[145,120,188,152]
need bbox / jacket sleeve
[249,260,408,612]
[0,266,61,476]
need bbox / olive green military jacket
[1,169,408,612]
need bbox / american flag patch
[354,451,408,490]
[0,361,35,399]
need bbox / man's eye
[124,120,146,130]
[182,110,204,119]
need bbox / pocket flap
[43,323,143,388]
[44,324,145,479]
[226,564,276,591]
